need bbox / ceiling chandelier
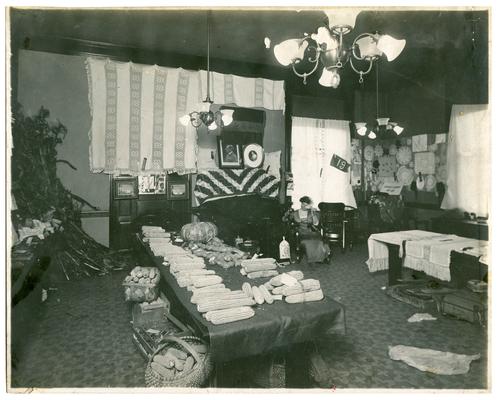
[355,63,404,139]
[271,9,406,88]
[179,11,233,131]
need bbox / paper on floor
[407,313,437,323]
[389,345,480,375]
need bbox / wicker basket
[145,335,213,387]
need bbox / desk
[135,234,346,364]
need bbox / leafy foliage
[11,103,81,222]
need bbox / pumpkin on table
[181,222,218,243]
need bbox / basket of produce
[123,266,161,302]
[145,335,213,387]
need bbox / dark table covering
[449,251,488,288]
[135,234,346,363]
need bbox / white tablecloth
[366,230,488,282]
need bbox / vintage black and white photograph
[5,2,493,394]
[217,138,244,169]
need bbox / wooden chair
[318,202,349,253]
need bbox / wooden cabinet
[109,174,191,250]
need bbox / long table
[366,230,488,286]
[135,234,346,364]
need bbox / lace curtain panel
[85,58,285,175]
[290,117,357,209]
[441,104,490,216]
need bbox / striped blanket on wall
[194,168,280,204]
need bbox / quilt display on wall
[85,58,285,175]
[194,168,280,204]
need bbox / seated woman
[283,196,330,264]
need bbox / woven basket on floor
[145,335,213,388]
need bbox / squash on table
[181,222,218,243]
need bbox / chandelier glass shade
[272,10,406,88]
[355,118,404,138]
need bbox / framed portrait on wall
[217,137,243,169]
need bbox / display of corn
[251,286,265,305]
[240,258,278,277]
[151,346,198,378]
[150,243,188,257]
[197,296,255,313]
[246,270,278,279]
[258,284,274,304]
[191,275,223,288]
[269,270,304,287]
[241,282,253,298]
[281,279,321,296]
[204,306,255,325]
[123,266,160,285]
[285,289,324,303]
[142,226,165,233]
[185,237,250,269]
[191,290,248,305]
[190,283,226,294]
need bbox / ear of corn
[271,285,291,295]
[259,285,274,304]
[192,275,223,288]
[170,263,206,273]
[282,279,321,296]
[177,269,216,277]
[176,277,193,288]
[191,283,226,293]
[285,289,324,304]
[197,297,255,313]
[173,357,185,371]
[251,286,265,305]
[205,306,255,325]
[166,348,187,360]
[241,258,275,267]
[153,354,175,369]
[183,356,195,373]
[191,291,248,304]
[242,282,253,298]
[151,361,175,378]
[243,262,278,274]
[247,270,279,279]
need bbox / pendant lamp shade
[319,68,341,88]
[377,35,406,61]
[273,38,308,66]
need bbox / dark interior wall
[16,50,110,211]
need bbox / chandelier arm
[291,55,321,83]
[349,57,374,76]
[351,32,377,61]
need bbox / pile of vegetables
[186,237,249,269]
[151,342,208,379]
[123,266,161,302]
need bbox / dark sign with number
[330,154,350,172]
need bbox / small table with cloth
[366,230,488,286]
